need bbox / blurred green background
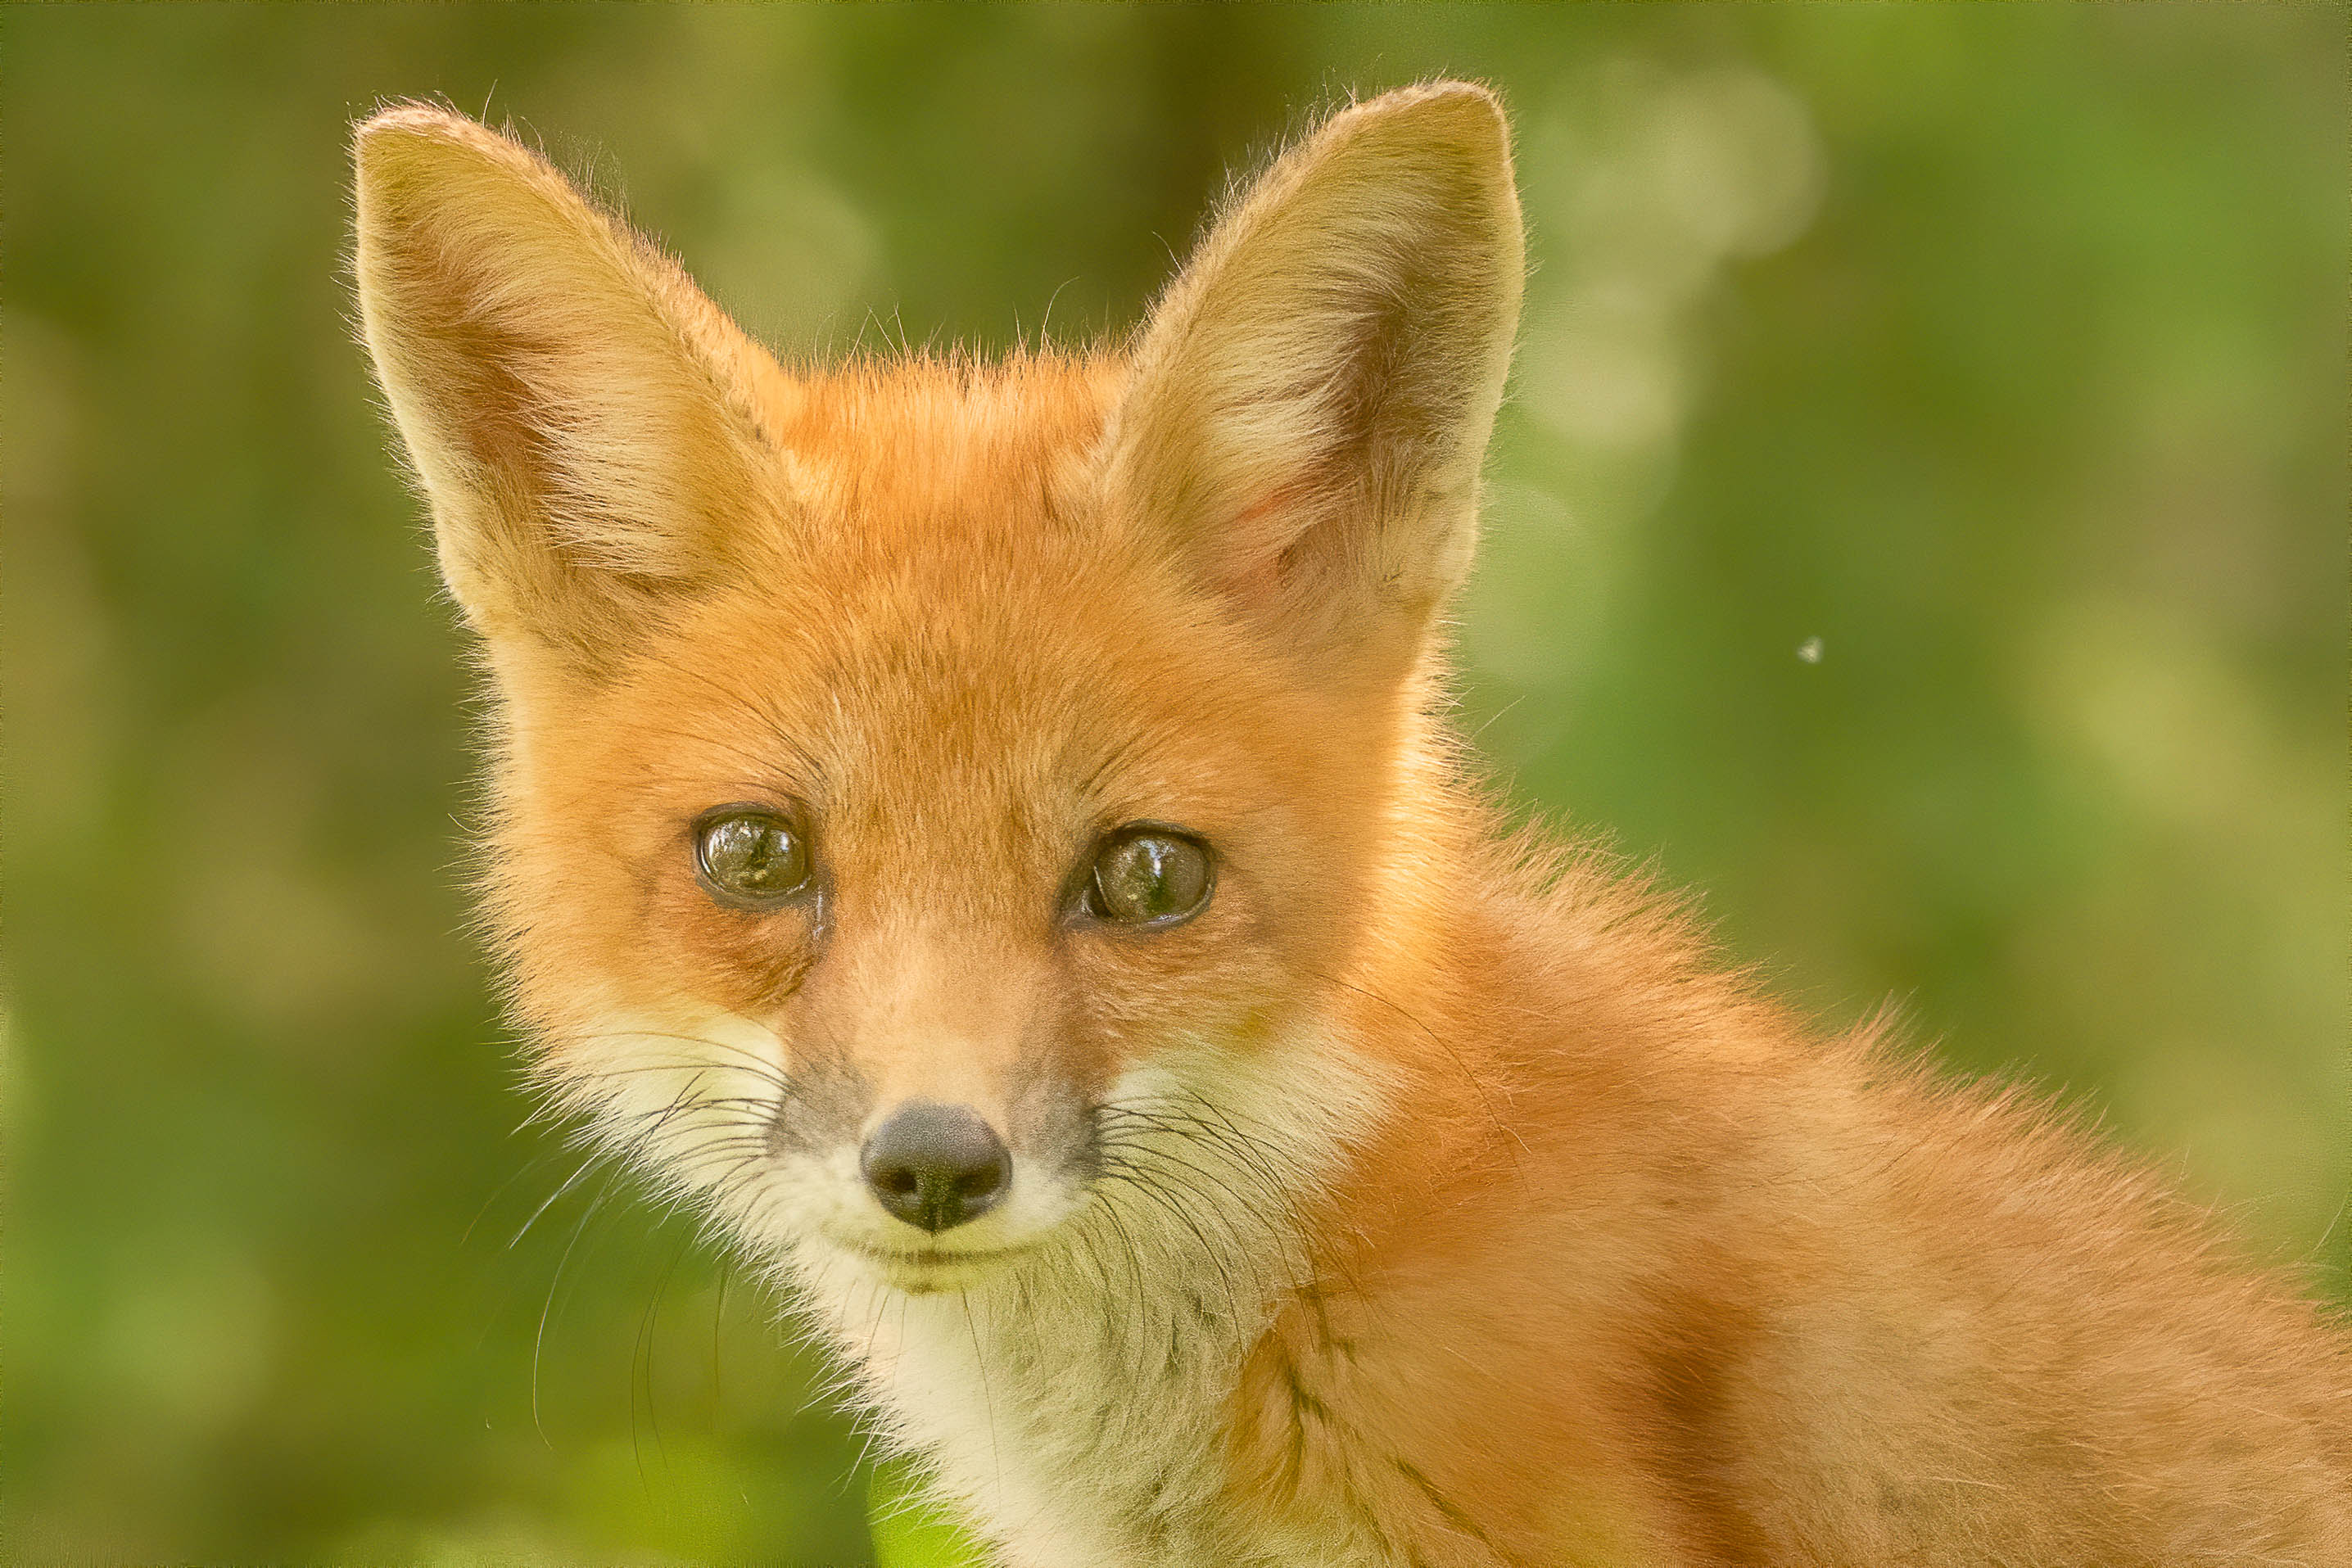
[7,6,2344,1565]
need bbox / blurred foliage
[6,7,2343,1565]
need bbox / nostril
[859,1101,1013,1232]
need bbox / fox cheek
[1003,1051,1106,1174]
[762,1048,874,1160]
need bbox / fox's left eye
[693,806,812,907]
[1081,825,1214,928]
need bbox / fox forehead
[513,359,1329,896]
[772,353,1128,532]
[597,558,1277,844]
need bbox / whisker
[533,1164,621,1448]
[510,1151,605,1253]
[631,1227,696,1491]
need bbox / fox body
[355,86,2350,1566]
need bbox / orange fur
[355,86,2351,1567]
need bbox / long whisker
[463,1145,572,1249]
[533,1164,621,1448]
[632,1227,696,1491]
[709,1254,734,1426]
[510,1150,605,1252]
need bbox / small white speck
[1797,637,1824,664]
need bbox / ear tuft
[1109,82,1524,667]
[354,105,793,667]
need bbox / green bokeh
[7,7,2342,1564]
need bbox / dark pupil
[1097,834,1204,922]
[705,816,803,896]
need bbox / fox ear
[1108,83,1523,672]
[353,106,794,671]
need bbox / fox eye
[1083,825,1214,929]
[693,806,812,907]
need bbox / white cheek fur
[545,1008,801,1238]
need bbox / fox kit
[355,84,2349,1566]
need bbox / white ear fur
[352,105,794,667]
[1108,83,1524,663]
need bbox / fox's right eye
[692,806,813,908]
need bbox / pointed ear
[353,106,795,671]
[1107,83,1523,672]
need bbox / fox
[353,82,2350,1567]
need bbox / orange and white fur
[355,85,2350,1566]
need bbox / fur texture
[355,85,2352,1567]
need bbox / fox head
[355,86,1522,1299]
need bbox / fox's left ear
[1107,82,1523,672]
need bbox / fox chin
[355,83,2350,1568]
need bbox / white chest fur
[835,1268,1256,1566]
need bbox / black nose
[859,1102,1011,1232]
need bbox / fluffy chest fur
[825,1263,1261,1566]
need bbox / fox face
[354,88,1521,1300]
[483,441,1403,1292]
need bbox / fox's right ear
[353,106,794,672]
